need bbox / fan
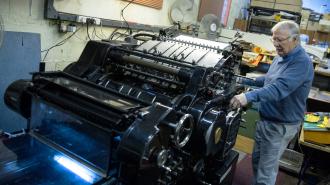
[169,0,198,25]
[198,14,221,40]
[0,14,4,48]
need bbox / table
[307,89,330,112]
[297,128,330,185]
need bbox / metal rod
[167,38,224,52]
[122,55,180,75]
[114,48,194,68]
[234,74,255,81]
[116,65,185,86]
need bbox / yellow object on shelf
[250,54,264,66]
[303,112,330,144]
[274,14,281,22]
[305,113,320,123]
[304,130,330,144]
[252,46,263,54]
[319,116,329,128]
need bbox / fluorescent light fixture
[54,155,97,183]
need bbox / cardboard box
[251,0,302,13]
[323,13,330,20]
[318,19,330,33]
[307,21,319,31]
[300,18,308,24]
[318,25,330,33]
[319,19,330,26]
[300,18,308,29]
[275,0,302,6]
[300,23,307,30]
[233,19,248,31]
[301,9,311,19]
[274,3,302,13]
[314,31,330,43]
[251,0,274,8]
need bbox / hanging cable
[92,26,103,40]
[99,21,108,38]
[121,0,134,35]
[41,27,81,62]
[86,21,92,40]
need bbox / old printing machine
[1,34,244,185]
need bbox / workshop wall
[0,0,176,71]
[54,0,174,26]
[1,0,245,71]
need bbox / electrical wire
[113,34,125,40]
[86,21,92,40]
[73,31,87,41]
[112,32,130,40]
[41,27,81,62]
[109,0,141,40]
[121,0,134,35]
[99,21,108,38]
[92,26,103,40]
[109,28,120,40]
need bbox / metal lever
[234,74,256,81]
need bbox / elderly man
[230,21,314,185]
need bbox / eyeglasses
[270,36,291,43]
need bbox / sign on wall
[122,0,163,10]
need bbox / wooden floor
[234,135,255,154]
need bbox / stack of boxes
[300,10,330,46]
[299,9,310,30]
[319,13,330,33]
[250,0,302,13]
[305,11,321,32]
[249,0,302,34]
[249,0,330,46]
[316,14,330,48]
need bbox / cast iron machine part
[4,34,244,185]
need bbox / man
[230,21,314,185]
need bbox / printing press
[1,34,244,185]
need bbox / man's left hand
[230,93,248,109]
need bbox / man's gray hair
[271,21,300,41]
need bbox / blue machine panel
[0,31,40,132]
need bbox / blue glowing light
[54,155,97,183]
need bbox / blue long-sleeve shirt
[243,45,314,124]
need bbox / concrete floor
[233,148,324,185]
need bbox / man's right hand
[230,93,248,109]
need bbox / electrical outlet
[76,16,101,25]
[93,18,101,25]
[76,16,87,24]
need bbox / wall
[0,0,176,71]
[1,0,263,71]
[54,0,174,26]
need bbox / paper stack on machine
[1,34,245,185]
